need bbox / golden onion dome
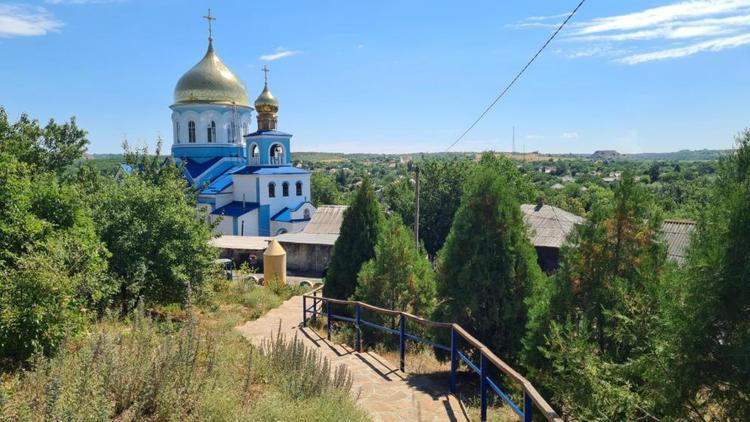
[173,41,249,106]
[254,83,278,113]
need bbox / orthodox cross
[203,9,216,41]
[262,65,270,85]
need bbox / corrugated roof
[303,205,348,234]
[661,219,696,265]
[210,235,271,250]
[277,232,339,246]
[521,204,584,248]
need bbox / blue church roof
[233,165,310,175]
[271,202,312,222]
[247,130,293,137]
[211,201,259,217]
[201,173,234,195]
[183,157,222,179]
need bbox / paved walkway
[235,295,469,422]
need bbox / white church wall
[232,174,258,203]
[237,210,259,236]
[257,174,312,217]
[211,214,234,236]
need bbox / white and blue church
[170,24,314,237]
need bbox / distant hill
[624,149,728,161]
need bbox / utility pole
[414,165,420,249]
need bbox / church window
[207,121,216,143]
[270,144,284,165]
[226,125,232,143]
[188,121,196,143]
[282,182,289,197]
[268,182,276,198]
[296,181,302,196]
[303,209,311,219]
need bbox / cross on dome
[262,65,270,85]
[203,9,216,41]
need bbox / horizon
[1,0,749,155]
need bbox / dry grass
[0,284,368,422]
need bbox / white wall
[257,174,312,217]
[172,105,252,145]
[211,214,234,236]
[238,210,259,236]
[232,174,258,203]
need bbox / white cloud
[618,32,750,64]
[513,0,750,64]
[561,132,579,139]
[357,43,364,49]
[259,47,300,61]
[0,4,63,37]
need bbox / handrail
[301,292,562,422]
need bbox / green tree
[382,177,415,228]
[434,154,542,365]
[311,172,342,206]
[0,107,88,175]
[523,172,668,420]
[324,178,383,300]
[0,153,109,363]
[91,149,217,312]
[666,130,750,420]
[354,215,435,316]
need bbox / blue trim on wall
[259,205,270,236]
[255,177,260,202]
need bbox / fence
[302,286,562,422]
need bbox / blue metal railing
[302,287,562,422]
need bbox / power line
[446,0,588,151]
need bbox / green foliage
[324,178,384,300]
[523,172,669,420]
[435,153,542,365]
[0,107,88,175]
[666,129,750,420]
[0,302,363,421]
[310,172,342,206]
[90,153,217,310]
[0,154,110,364]
[354,215,436,316]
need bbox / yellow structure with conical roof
[263,239,287,284]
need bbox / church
[170,13,315,237]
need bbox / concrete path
[235,295,470,422]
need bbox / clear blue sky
[1,0,748,154]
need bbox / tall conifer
[323,178,383,299]
[435,153,542,365]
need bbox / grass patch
[0,284,368,421]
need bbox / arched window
[268,182,276,198]
[188,121,196,143]
[282,182,289,197]
[175,121,180,144]
[295,181,303,196]
[270,143,284,165]
[207,121,216,143]
[249,144,259,164]
[303,209,311,219]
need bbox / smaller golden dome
[255,83,278,113]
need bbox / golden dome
[173,41,249,106]
[254,83,278,113]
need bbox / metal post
[523,390,533,422]
[312,290,318,319]
[302,295,307,327]
[450,327,458,394]
[480,353,488,422]
[399,314,406,372]
[355,303,362,352]
[326,301,332,341]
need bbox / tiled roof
[201,173,234,194]
[661,219,696,265]
[521,204,585,248]
[303,205,347,235]
[210,201,259,217]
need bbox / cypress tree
[668,130,750,420]
[434,153,542,365]
[323,178,383,300]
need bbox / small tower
[255,65,279,131]
[263,239,287,284]
[245,66,291,166]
